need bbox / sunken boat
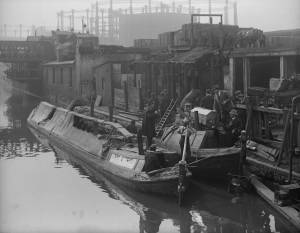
[27,102,191,197]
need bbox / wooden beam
[243,57,250,96]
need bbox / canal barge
[159,125,241,180]
[27,102,191,197]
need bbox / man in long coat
[142,104,158,149]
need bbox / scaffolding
[0,24,55,40]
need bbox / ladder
[155,98,178,136]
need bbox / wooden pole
[190,14,194,47]
[288,95,300,183]
[137,130,144,155]
[124,80,128,111]
[178,129,188,206]
[239,130,247,175]
[109,106,113,121]
[181,130,188,162]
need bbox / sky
[0,0,299,32]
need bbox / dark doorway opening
[234,58,244,92]
[250,56,280,88]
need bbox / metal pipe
[71,9,75,30]
[224,0,229,24]
[233,1,238,25]
[149,0,152,13]
[19,24,22,39]
[95,2,99,35]
[61,10,64,30]
[208,0,212,23]
[130,0,133,14]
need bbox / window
[52,67,55,84]
[69,67,73,87]
[60,68,63,84]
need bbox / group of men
[126,87,242,156]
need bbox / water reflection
[0,77,48,159]
[0,133,49,159]
[30,128,297,233]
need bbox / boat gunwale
[27,123,185,185]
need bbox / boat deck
[247,150,300,181]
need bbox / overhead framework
[0,24,55,40]
[56,0,238,43]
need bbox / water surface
[0,74,297,233]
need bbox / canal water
[0,69,297,233]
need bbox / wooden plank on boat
[246,156,300,180]
[236,104,300,120]
[253,137,283,149]
[249,174,300,230]
[192,147,240,158]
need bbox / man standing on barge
[142,103,159,149]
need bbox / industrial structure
[0,24,54,40]
[0,1,238,44]
[55,0,239,46]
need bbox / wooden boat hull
[246,150,300,182]
[29,126,183,196]
[159,127,241,180]
[27,102,190,197]
[189,148,240,180]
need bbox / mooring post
[239,130,247,176]
[178,130,188,206]
[137,130,144,155]
[178,160,187,206]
